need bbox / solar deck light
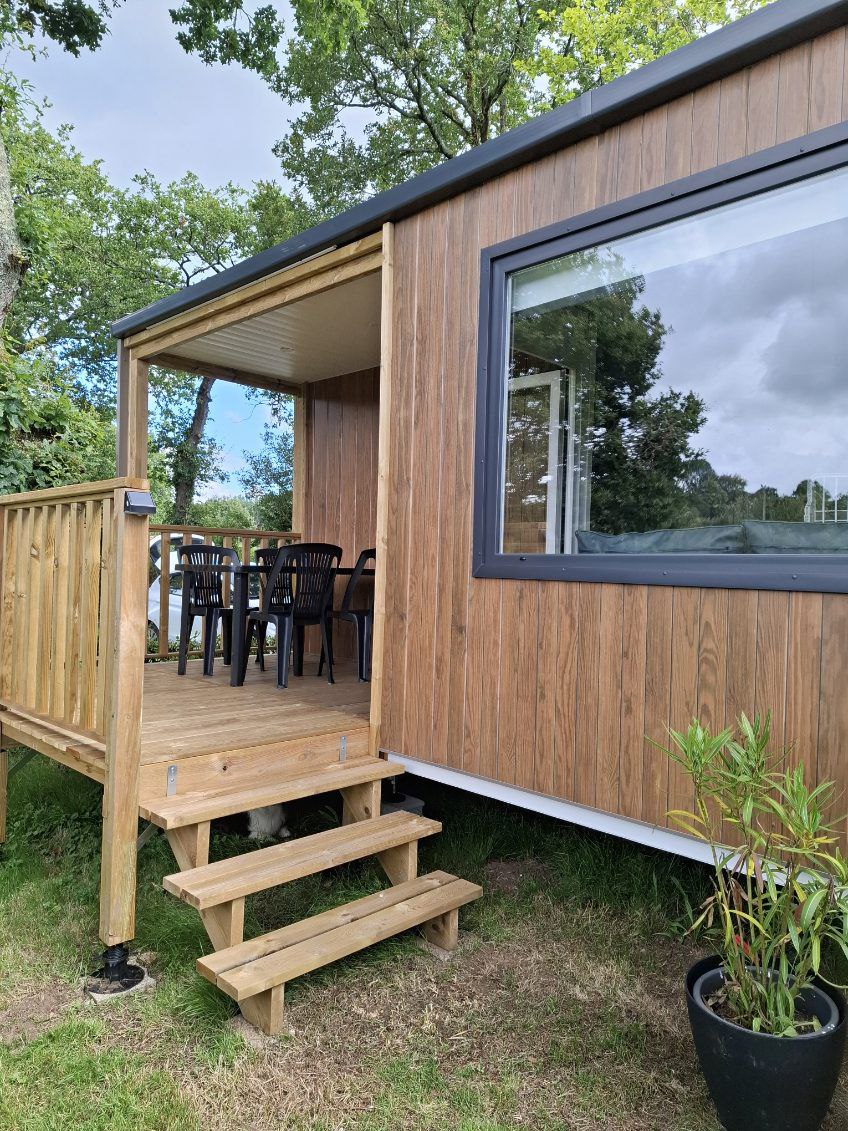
[124,490,156,516]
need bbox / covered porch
[0,225,398,966]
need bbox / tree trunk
[172,375,216,524]
[0,121,27,329]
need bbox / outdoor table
[178,561,375,687]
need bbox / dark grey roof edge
[112,0,848,339]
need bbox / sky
[9,1,297,498]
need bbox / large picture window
[474,131,848,591]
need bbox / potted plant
[661,712,848,1131]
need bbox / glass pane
[501,165,848,555]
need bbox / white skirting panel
[382,751,714,867]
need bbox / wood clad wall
[302,368,379,658]
[380,28,848,842]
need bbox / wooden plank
[48,504,70,719]
[785,592,823,775]
[141,757,402,830]
[370,224,394,756]
[0,507,17,700]
[147,352,301,399]
[11,507,33,707]
[95,497,114,736]
[718,70,749,164]
[616,117,643,199]
[574,584,602,808]
[116,346,149,480]
[200,870,460,981]
[35,506,56,716]
[77,500,102,731]
[164,812,441,910]
[697,589,729,735]
[63,502,82,726]
[619,585,648,821]
[691,82,720,172]
[746,54,780,154]
[99,489,149,946]
[533,583,559,797]
[664,93,693,182]
[135,250,383,360]
[595,584,624,814]
[755,591,790,759]
[667,588,701,818]
[726,589,758,723]
[0,478,143,508]
[640,105,668,191]
[809,27,846,131]
[212,876,481,1001]
[818,595,848,844]
[23,506,44,709]
[126,233,383,353]
[776,42,811,143]
[552,584,579,800]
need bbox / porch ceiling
[160,269,382,386]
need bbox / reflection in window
[500,165,848,555]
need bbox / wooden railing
[0,477,151,946]
[0,480,140,743]
[147,523,300,660]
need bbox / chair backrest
[179,544,239,609]
[340,548,376,613]
[264,542,342,618]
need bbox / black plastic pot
[685,955,846,1131]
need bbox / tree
[239,400,295,532]
[0,1,121,328]
[170,0,768,211]
[4,93,307,516]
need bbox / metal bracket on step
[166,764,178,796]
[339,735,347,763]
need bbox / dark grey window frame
[473,121,848,594]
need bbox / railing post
[99,487,149,945]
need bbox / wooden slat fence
[0,479,138,746]
[147,523,300,661]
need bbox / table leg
[230,572,247,687]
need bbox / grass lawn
[1,753,846,1131]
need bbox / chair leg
[222,612,232,666]
[241,621,256,685]
[203,610,219,677]
[178,605,193,675]
[364,619,373,678]
[255,622,266,666]
[293,624,305,678]
[319,615,335,685]
[277,617,294,689]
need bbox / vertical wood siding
[380,29,848,842]
[302,368,379,659]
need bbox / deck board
[141,657,370,765]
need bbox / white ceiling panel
[166,270,382,384]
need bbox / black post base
[85,943,146,995]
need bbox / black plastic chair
[177,544,239,677]
[243,542,341,688]
[252,545,281,662]
[319,547,375,682]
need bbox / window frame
[473,121,848,593]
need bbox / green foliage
[0,348,114,492]
[238,397,294,531]
[1,0,119,56]
[185,493,257,529]
[527,1,769,107]
[661,713,848,1036]
[170,0,768,211]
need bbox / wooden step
[140,756,403,830]
[163,811,441,910]
[198,871,482,1032]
